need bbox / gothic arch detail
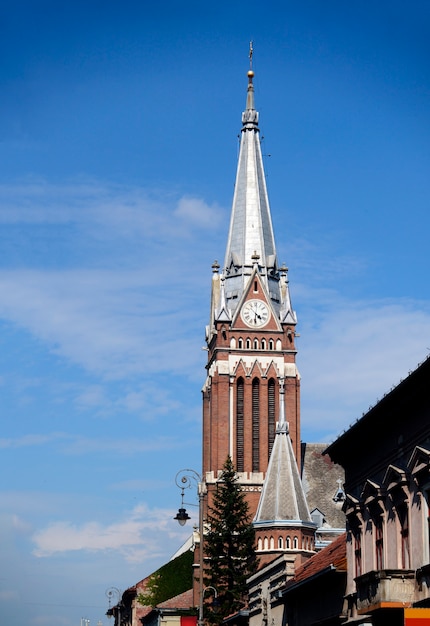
[268,378,276,458]
[236,378,244,472]
[252,378,260,471]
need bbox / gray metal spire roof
[254,392,312,525]
[221,70,296,323]
[223,71,278,309]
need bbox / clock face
[241,300,270,328]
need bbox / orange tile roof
[157,588,194,610]
[288,533,347,586]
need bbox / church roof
[301,443,346,531]
[221,69,295,323]
[254,419,312,526]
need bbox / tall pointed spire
[203,58,303,524]
[222,63,296,324]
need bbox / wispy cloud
[32,504,188,562]
[1,177,429,440]
[0,432,181,455]
[298,292,430,439]
[0,433,67,449]
[174,195,223,229]
[0,178,226,239]
[0,180,223,383]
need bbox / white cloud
[0,180,222,383]
[0,589,19,602]
[0,179,226,240]
[298,293,430,439]
[0,267,205,379]
[0,432,67,449]
[32,504,188,562]
[174,195,223,229]
[0,432,180,455]
[1,179,430,445]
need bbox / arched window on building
[261,338,266,350]
[375,516,384,570]
[236,378,244,472]
[397,502,410,569]
[253,338,258,349]
[278,537,283,549]
[246,338,251,349]
[352,526,362,578]
[252,379,260,472]
[269,339,274,350]
[238,338,243,349]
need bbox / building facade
[326,356,430,626]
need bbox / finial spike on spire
[249,40,253,70]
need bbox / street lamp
[174,469,206,626]
[203,586,218,605]
[105,587,122,625]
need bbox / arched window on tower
[246,338,251,349]
[252,378,260,472]
[238,338,243,349]
[269,339,274,350]
[253,338,258,349]
[236,378,244,472]
[261,338,266,350]
[268,379,276,459]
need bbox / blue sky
[1,1,429,625]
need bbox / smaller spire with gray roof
[253,385,316,563]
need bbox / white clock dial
[241,300,270,328]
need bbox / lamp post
[174,469,206,626]
[105,587,122,626]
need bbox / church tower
[202,67,300,518]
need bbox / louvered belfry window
[268,379,276,458]
[236,378,244,472]
[252,379,260,471]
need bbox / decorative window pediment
[344,493,362,528]
[408,445,430,488]
[383,465,409,506]
[361,479,385,518]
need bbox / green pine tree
[203,456,258,624]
